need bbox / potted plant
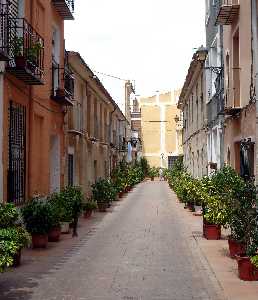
[82,200,97,218]
[47,197,62,242]
[0,226,31,267]
[11,36,25,68]
[0,203,31,269]
[232,181,258,280]
[149,167,158,181]
[92,179,112,212]
[22,198,52,248]
[27,40,43,72]
[51,191,72,234]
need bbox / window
[168,156,179,169]
[240,141,254,180]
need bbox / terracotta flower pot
[236,255,258,281]
[12,249,22,267]
[32,234,48,248]
[228,239,246,259]
[203,222,221,240]
[151,177,154,181]
[118,192,124,198]
[15,56,26,68]
[48,226,61,242]
[98,202,108,212]
[83,210,92,219]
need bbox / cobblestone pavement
[0,181,225,300]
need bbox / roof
[178,47,208,110]
[67,51,128,122]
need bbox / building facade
[216,0,256,180]
[178,48,208,178]
[140,90,182,169]
[0,0,75,204]
[130,97,142,162]
[205,0,225,174]
[66,52,128,196]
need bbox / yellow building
[139,90,182,168]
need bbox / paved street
[0,181,225,300]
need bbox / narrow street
[1,181,225,300]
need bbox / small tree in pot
[21,198,52,248]
[82,200,98,218]
[92,179,113,212]
[47,197,62,242]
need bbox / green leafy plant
[82,200,98,212]
[0,203,30,272]
[21,198,53,235]
[250,255,258,268]
[92,179,116,204]
[27,40,43,63]
[0,203,19,228]
[11,36,24,57]
[148,167,159,178]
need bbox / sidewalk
[0,203,120,300]
[172,190,258,300]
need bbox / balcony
[68,102,83,135]
[215,0,240,26]
[0,4,9,61]
[207,72,224,124]
[6,18,44,85]
[51,60,74,106]
[52,0,74,20]
[224,68,241,116]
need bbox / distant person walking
[159,168,164,181]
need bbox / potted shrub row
[21,186,83,248]
[167,160,258,281]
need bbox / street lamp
[196,46,208,62]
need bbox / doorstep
[175,197,258,300]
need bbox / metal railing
[0,3,9,58]
[65,0,75,12]
[52,59,74,100]
[8,17,44,80]
[222,0,239,5]
[207,69,224,122]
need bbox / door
[7,101,26,204]
[50,135,60,193]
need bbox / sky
[65,0,205,112]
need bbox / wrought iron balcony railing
[52,59,74,106]
[215,0,240,26]
[52,0,74,20]
[6,18,44,85]
[0,3,9,61]
[207,70,225,123]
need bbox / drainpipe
[251,0,258,184]
[0,62,4,202]
[27,0,34,197]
